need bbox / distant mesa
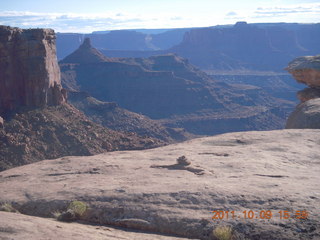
[235,21,248,27]
[60,37,111,64]
[169,22,320,72]
[56,22,320,72]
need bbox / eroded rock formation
[286,54,320,128]
[60,38,110,64]
[0,26,66,115]
[286,55,320,88]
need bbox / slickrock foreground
[1,129,319,239]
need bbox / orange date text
[211,210,308,220]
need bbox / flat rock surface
[0,212,187,240]
[1,129,320,239]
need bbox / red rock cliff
[0,26,66,115]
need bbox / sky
[0,0,320,33]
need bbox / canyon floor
[0,129,319,239]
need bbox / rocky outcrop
[297,87,320,102]
[1,129,319,239]
[286,55,320,88]
[0,26,66,115]
[286,55,320,128]
[286,98,320,128]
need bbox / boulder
[297,87,320,102]
[286,55,320,88]
[286,98,320,129]
[0,26,66,115]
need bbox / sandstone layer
[0,26,66,115]
[1,129,319,240]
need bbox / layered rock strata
[0,26,66,115]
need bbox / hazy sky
[1,0,320,32]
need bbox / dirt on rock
[0,103,163,171]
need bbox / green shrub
[0,203,19,213]
[213,225,233,240]
[52,210,62,219]
[54,200,88,222]
[68,201,87,217]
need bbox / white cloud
[226,11,238,17]
[0,4,319,33]
[0,11,193,32]
[254,3,320,17]
[0,11,153,32]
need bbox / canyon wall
[0,26,66,115]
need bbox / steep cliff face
[0,26,66,115]
[0,26,164,171]
[286,54,320,128]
